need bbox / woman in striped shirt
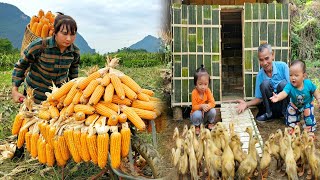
[12,12,80,104]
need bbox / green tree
[0,38,15,53]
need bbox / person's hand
[202,104,210,112]
[236,99,247,114]
[12,87,25,103]
[269,92,279,103]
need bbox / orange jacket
[191,88,216,113]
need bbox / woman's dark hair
[194,64,210,86]
[54,12,77,35]
[290,60,306,73]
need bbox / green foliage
[79,53,106,68]
[0,53,20,71]
[122,59,161,68]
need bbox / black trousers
[257,79,289,118]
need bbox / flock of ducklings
[171,122,320,180]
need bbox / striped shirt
[12,36,80,103]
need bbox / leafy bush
[0,53,20,71]
[122,59,161,68]
[80,53,106,68]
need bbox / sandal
[195,126,200,136]
[208,123,215,130]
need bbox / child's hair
[290,60,306,73]
[194,64,210,85]
[54,12,77,35]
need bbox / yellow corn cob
[74,104,95,115]
[37,138,43,163]
[38,138,47,164]
[48,126,56,146]
[65,103,75,117]
[31,133,40,158]
[58,136,70,161]
[83,79,99,98]
[100,73,111,86]
[110,74,125,100]
[149,96,161,102]
[75,111,86,121]
[25,131,32,152]
[63,83,78,106]
[89,85,105,106]
[49,106,60,119]
[112,95,132,106]
[97,133,109,169]
[120,106,146,131]
[53,140,66,166]
[118,113,127,123]
[137,92,150,102]
[131,107,157,120]
[110,126,121,168]
[51,81,75,100]
[57,94,67,109]
[59,107,67,117]
[121,122,131,157]
[77,71,101,90]
[95,103,117,118]
[141,89,154,96]
[72,91,83,104]
[73,130,83,161]
[17,128,28,148]
[46,143,55,166]
[12,112,24,135]
[107,114,118,126]
[99,101,119,112]
[44,124,51,143]
[80,129,91,162]
[80,94,89,104]
[131,100,156,111]
[65,130,81,163]
[104,83,114,103]
[122,83,137,100]
[119,75,142,93]
[86,134,98,164]
[38,109,51,120]
[85,114,100,126]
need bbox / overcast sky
[1,0,162,54]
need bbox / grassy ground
[0,64,165,179]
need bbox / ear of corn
[72,91,83,104]
[110,126,121,168]
[17,128,28,148]
[118,113,127,123]
[131,100,155,111]
[49,106,60,119]
[110,74,125,100]
[137,92,150,102]
[25,131,32,152]
[80,94,89,104]
[107,114,118,126]
[31,133,40,158]
[73,130,84,161]
[46,143,55,166]
[95,103,117,118]
[104,83,114,103]
[74,104,95,115]
[65,103,75,117]
[119,75,142,93]
[38,109,51,120]
[149,96,161,102]
[58,136,70,161]
[86,134,98,164]
[131,107,157,120]
[89,85,104,106]
[53,139,67,166]
[75,111,86,121]
[83,79,99,98]
[120,123,131,158]
[122,83,137,100]
[63,83,78,106]
[80,131,91,162]
[37,138,46,164]
[112,95,132,106]
[12,113,24,135]
[100,74,111,86]
[99,102,119,112]
[97,133,109,169]
[51,81,75,100]
[120,106,146,131]
[48,126,56,147]
[141,89,154,96]
[77,71,101,90]
[85,114,100,126]
[65,130,81,163]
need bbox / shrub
[122,59,161,68]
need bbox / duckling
[275,128,287,173]
[236,135,259,179]
[172,147,181,167]
[185,137,198,180]
[230,134,246,164]
[260,140,272,180]
[305,137,320,180]
[268,133,281,170]
[229,121,236,137]
[173,127,183,149]
[181,124,189,138]
[203,128,222,156]
[284,134,299,180]
[292,136,302,163]
[178,140,189,179]
[220,128,235,180]
[204,139,221,179]
[245,126,253,138]
[299,129,309,177]
[186,127,199,154]
[294,125,301,137]
[211,128,223,151]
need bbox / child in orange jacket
[190,65,216,135]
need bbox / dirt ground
[156,105,320,179]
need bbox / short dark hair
[54,12,77,35]
[290,60,306,73]
[194,64,210,86]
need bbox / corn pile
[29,9,56,38]
[11,57,163,169]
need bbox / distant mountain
[0,3,95,54]
[129,35,161,53]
